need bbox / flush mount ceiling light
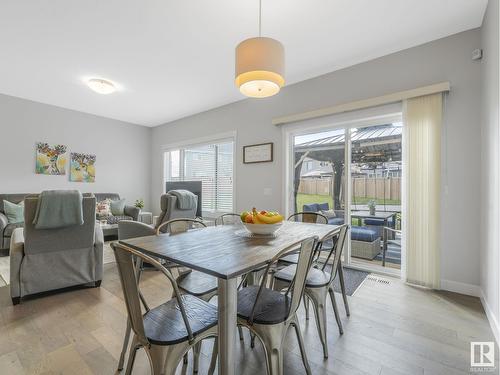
[87,78,116,95]
[235,0,284,98]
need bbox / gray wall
[480,0,499,340]
[0,94,151,210]
[152,29,482,290]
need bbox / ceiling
[0,1,487,127]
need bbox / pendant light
[235,0,285,98]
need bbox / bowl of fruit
[240,208,284,236]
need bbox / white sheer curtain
[403,93,443,289]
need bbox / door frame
[282,111,404,277]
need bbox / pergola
[293,125,402,211]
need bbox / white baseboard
[480,289,500,345]
[440,279,481,297]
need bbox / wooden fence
[298,177,401,201]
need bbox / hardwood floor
[0,263,497,374]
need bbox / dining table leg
[217,277,237,375]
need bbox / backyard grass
[296,193,400,211]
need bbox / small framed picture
[243,142,274,164]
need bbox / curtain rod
[272,81,450,126]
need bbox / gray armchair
[10,193,103,305]
[94,193,140,224]
[118,193,197,240]
[0,193,31,253]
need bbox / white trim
[273,82,450,125]
[159,131,237,152]
[440,279,481,297]
[481,289,500,345]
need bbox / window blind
[164,140,234,213]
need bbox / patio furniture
[383,227,402,266]
[10,193,103,305]
[111,242,218,375]
[119,221,337,375]
[351,226,381,260]
[273,224,349,358]
[237,236,318,375]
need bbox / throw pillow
[3,200,24,223]
[110,199,126,216]
[321,209,336,219]
[96,199,112,218]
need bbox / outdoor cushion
[106,215,133,224]
[351,226,379,242]
[317,202,330,211]
[364,218,385,226]
[328,217,345,225]
[303,203,319,212]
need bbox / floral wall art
[35,142,68,175]
[70,152,96,183]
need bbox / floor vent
[367,275,391,285]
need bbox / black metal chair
[273,224,349,358]
[111,242,218,375]
[236,236,318,375]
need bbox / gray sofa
[0,193,32,253]
[95,193,140,224]
[10,193,104,304]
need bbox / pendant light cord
[259,0,262,36]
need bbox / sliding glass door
[288,116,403,275]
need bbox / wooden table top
[120,221,339,279]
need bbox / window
[164,139,234,213]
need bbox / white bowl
[242,222,283,236]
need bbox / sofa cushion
[0,194,31,214]
[106,215,133,225]
[110,199,126,216]
[96,199,112,218]
[317,202,330,211]
[328,217,345,225]
[3,222,24,238]
[3,200,24,223]
[351,226,379,242]
[302,203,318,212]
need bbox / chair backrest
[248,236,318,325]
[287,212,328,224]
[23,193,96,254]
[111,242,194,345]
[320,224,349,283]
[155,193,198,231]
[215,213,241,226]
[156,218,206,235]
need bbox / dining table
[120,220,339,375]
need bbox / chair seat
[144,294,217,345]
[177,270,218,297]
[237,286,291,325]
[274,264,331,288]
